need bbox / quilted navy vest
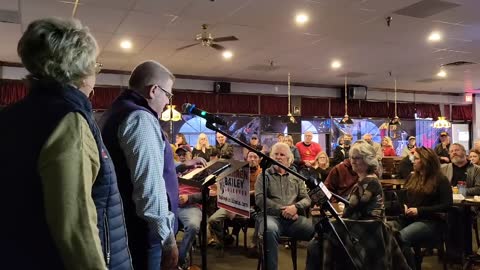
[100,89,179,269]
[0,79,132,270]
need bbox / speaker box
[213,82,231,93]
[342,85,367,100]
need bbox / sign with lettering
[217,166,250,217]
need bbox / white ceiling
[1,0,480,93]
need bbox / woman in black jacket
[396,147,453,249]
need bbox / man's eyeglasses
[95,62,103,74]
[156,85,173,99]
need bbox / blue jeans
[258,215,314,270]
[399,220,440,247]
[147,235,162,270]
[178,206,202,266]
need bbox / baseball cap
[440,132,448,137]
[175,145,191,154]
[251,134,258,139]
[408,136,416,141]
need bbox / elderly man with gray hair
[255,142,314,270]
[101,61,179,270]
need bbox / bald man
[295,131,322,167]
[100,61,179,270]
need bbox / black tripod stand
[309,184,362,269]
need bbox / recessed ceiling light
[222,50,233,59]
[295,13,309,25]
[331,60,342,69]
[120,40,132,49]
[428,31,442,42]
[437,70,447,77]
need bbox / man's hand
[186,157,207,167]
[406,207,418,217]
[179,194,189,205]
[161,244,179,270]
[440,157,449,162]
[281,205,298,220]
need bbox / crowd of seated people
[11,16,480,270]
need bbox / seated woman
[382,136,397,156]
[306,141,385,269]
[469,148,480,166]
[300,151,332,187]
[192,132,213,161]
[394,147,452,266]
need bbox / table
[380,178,406,189]
[452,197,480,269]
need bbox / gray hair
[18,17,98,85]
[129,60,175,92]
[349,140,379,174]
[270,142,294,165]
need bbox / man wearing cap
[435,132,451,163]
[401,136,416,157]
[243,133,265,159]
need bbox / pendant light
[389,78,401,127]
[433,116,451,128]
[339,75,353,125]
[287,72,296,123]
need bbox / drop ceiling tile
[133,0,192,16]
[116,11,175,38]
[75,5,127,33]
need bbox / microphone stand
[204,121,359,270]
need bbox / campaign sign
[217,167,250,217]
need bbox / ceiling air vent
[0,9,20,24]
[441,61,476,67]
[393,0,460,18]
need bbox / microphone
[182,103,227,126]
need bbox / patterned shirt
[118,110,175,248]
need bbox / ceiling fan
[175,24,239,51]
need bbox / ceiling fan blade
[175,43,200,51]
[212,36,239,43]
[210,44,226,51]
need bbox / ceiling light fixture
[389,78,401,128]
[222,50,233,59]
[437,69,447,77]
[287,72,296,123]
[331,60,342,69]
[433,116,451,129]
[339,75,353,125]
[120,40,132,49]
[295,13,309,25]
[428,31,442,42]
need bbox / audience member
[101,60,178,269]
[284,134,301,166]
[401,136,416,157]
[192,133,213,162]
[324,156,358,200]
[301,151,331,185]
[394,147,452,267]
[277,133,285,143]
[398,147,415,179]
[296,131,322,167]
[243,133,265,159]
[382,136,397,156]
[469,149,480,166]
[255,143,314,270]
[440,143,480,195]
[175,133,189,148]
[434,131,451,163]
[332,133,352,166]
[363,133,383,160]
[1,17,132,270]
[215,132,234,159]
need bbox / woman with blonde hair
[382,136,396,156]
[192,133,213,161]
[283,135,301,165]
[301,151,331,185]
